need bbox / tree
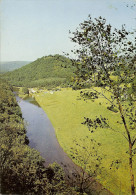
[22,87,29,95]
[45,162,70,194]
[69,15,136,195]
[69,138,105,194]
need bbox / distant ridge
[0,61,31,73]
[2,55,74,88]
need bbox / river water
[16,95,112,195]
[16,95,80,175]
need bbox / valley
[1,1,136,194]
[1,51,135,194]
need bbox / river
[16,95,112,195]
[16,96,77,169]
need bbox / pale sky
[0,0,136,61]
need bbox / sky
[0,0,136,61]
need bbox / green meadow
[34,88,136,195]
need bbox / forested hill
[0,61,31,73]
[3,55,74,88]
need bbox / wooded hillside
[3,55,74,88]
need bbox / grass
[34,88,135,195]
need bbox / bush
[22,87,29,94]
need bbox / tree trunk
[80,169,85,194]
[117,98,135,195]
[129,143,135,195]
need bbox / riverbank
[1,81,89,194]
[17,95,112,195]
[34,87,136,195]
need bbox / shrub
[22,87,29,94]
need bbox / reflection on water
[23,95,40,107]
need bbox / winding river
[16,95,80,175]
[16,95,111,195]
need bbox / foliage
[107,105,118,113]
[2,55,74,88]
[69,15,136,195]
[46,162,68,194]
[69,138,103,194]
[21,87,29,94]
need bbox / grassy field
[34,88,136,195]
